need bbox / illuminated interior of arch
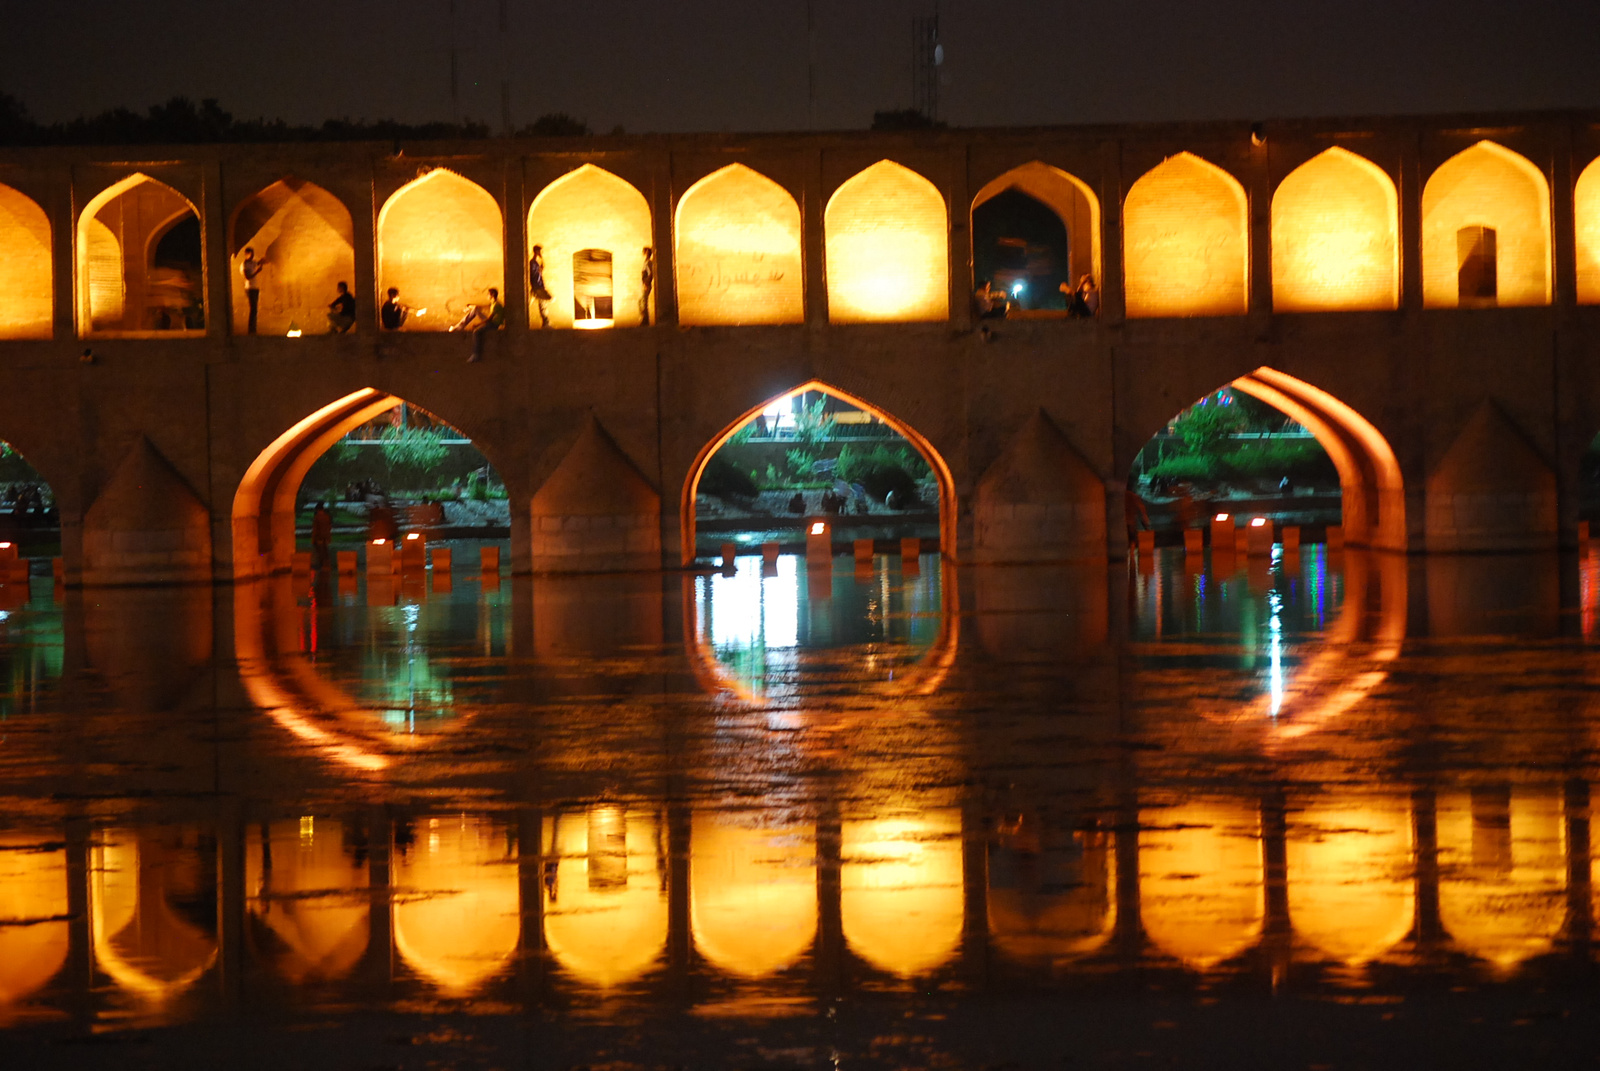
[986,820,1115,965]
[675,163,803,326]
[1271,147,1399,312]
[0,183,53,339]
[541,806,668,988]
[90,829,219,1003]
[1436,787,1565,971]
[1286,798,1413,965]
[77,174,205,336]
[0,834,69,1007]
[1123,152,1248,318]
[1421,141,1551,308]
[377,169,504,332]
[230,178,355,337]
[391,815,519,995]
[1576,156,1600,305]
[825,160,948,323]
[245,819,369,983]
[527,164,653,329]
[840,811,963,977]
[970,161,1100,314]
[690,813,816,977]
[1139,801,1262,970]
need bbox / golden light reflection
[1139,802,1261,970]
[825,160,948,324]
[690,814,816,977]
[987,821,1114,966]
[1576,156,1600,305]
[1123,152,1249,318]
[90,830,218,1003]
[391,816,519,995]
[528,164,653,329]
[0,182,53,339]
[378,169,504,332]
[1271,147,1398,312]
[1437,788,1565,971]
[676,163,803,326]
[230,178,355,337]
[841,811,963,977]
[542,807,668,988]
[0,836,69,1007]
[1421,141,1551,308]
[1287,799,1413,965]
[246,820,369,983]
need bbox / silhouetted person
[380,287,408,330]
[367,499,399,542]
[240,247,264,334]
[327,281,356,333]
[470,288,504,361]
[975,281,1007,320]
[639,246,654,325]
[1064,274,1100,318]
[529,245,551,327]
[311,502,333,569]
[787,492,806,514]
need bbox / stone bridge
[1,108,1599,584]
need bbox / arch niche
[970,161,1100,312]
[77,173,205,336]
[1123,152,1248,318]
[674,163,803,326]
[230,178,355,336]
[1575,155,1600,305]
[0,183,53,338]
[1421,141,1550,309]
[1271,147,1399,312]
[527,164,653,329]
[825,160,949,323]
[377,169,503,332]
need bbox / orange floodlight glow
[1124,152,1249,318]
[1421,141,1551,308]
[825,160,949,323]
[675,162,804,326]
[1271,147,1399,312]
[0,182,53,340]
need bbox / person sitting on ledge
[380,288,409,330]
[974,280,1008,320]
[469,288,505,361]
[326,282,356,333]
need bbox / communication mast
[912,11,941,122]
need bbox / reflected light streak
[0,836,69,1007]
[841,812,963,977]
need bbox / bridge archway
[1123,152,1248,318]
[527,164,653,329]
[77,174,205,336]
[0,183,52,339]
[970,162,1100,313]
[674,163,803,326]
[1271,147,1399,312]
[825,160,949,324]
[377,169,503,332]
[1422,141,1550,309]
[1576,155,1600,305]
[229,177,355,336]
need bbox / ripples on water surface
[4,544,1600,1067]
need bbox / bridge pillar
[972,410,1107,563]
[530,415,661,573]
[1425,402,1558,553]
[81,436,214,586]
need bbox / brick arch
[1575,154,1600,305]
[76,173,204,336]
[1271,146,1399,312]
[0,182,53,339]
[1123,152,1248,318]
[228,177,355,336]
[674,162,803,326]
[1421,141,1551,308]
[527,163,653,329]
[377,169,504,332]
[970,161,1101,304]
[825,160,948,323]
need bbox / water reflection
[392,815,519,995]
[0,834,68,1011]
[690,811,816,978]
[840,810,964,977]
[246,819,369,984]
[987,816,1115,966]
[90,827,218,1006]
[542,806,667,989]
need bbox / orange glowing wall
[527,164,653,329]
[1271,147,1399,312]
[675,163,803,326]
[0,183,53,339]
[970,161,1100,293]
[377,169,504,332]
[77,174,203,335]
[1422,141,1550,308]
[1576,156,1600,304]
[1285,798,1412,965]
[230,179,355,336]
[1123,152,1249,318]
[825,159,949,323]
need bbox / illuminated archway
[674,163,803,326]
[1286,796,1413,965]
[841,811,964,977]
[1421,141,1550,308]
[541,806,668,988]
[527,164,653,329]
[0,183,52,339]
[392,815,519,995]
[825,160,948,323]
[77,173,204,336]
[377,169,503,332]
[1123,152,1248,318]
[1271,147,1399,312]
[230,177,355,336]
[246,818,369,983]
[0,834,68,1008]
[90,829,219,1003]
[970,162,1100,312]
[1139,801,1262,971]
[690,813,816,978]
[1576,155,1600,305]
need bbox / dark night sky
[4,0,1599,133]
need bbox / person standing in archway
[240,247,265,334]
[311,501,333,569]
[639,246,654,326]
[529,245,551,327]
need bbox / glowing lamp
[1250,517,1267,528]
[0,542,10,549]
[1215,513,1229,522]
[371,539,386,546]
[405,533,420,541]
[810,522,825,535]
[573,319,613,330]
[286,322,302,337]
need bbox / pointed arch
[1123,152,1249,318]
[674,163,803,326]
[971,161,1101,309]
[77,173,204,336]
[1422,141,1550,308]
[0,183,53,338]
[377,169,503,332]
[230,177,355,336]
[527,164,653,329]
[1271,147,1398,312]
[825,160,949,323]
[1575,155,1600,305]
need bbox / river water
[3,542,1600,1068]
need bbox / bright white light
[286,328,302,338]
[1011,282,1024,296]
[1268,590,1284,716]
[405,533,420,541]
[372,538,387,546]
[810,522,826,535]
[1215,513,1230,522]
[1250,517,1267,528]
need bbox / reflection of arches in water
[541,806,668,989]
[0,835,69,1008]
[378,169,504,332]
[77,173,204,335]
[246,819,369,984]
[90,830,219,1003]
[230,177,356,336]
[1139,801,1262,971]
[690,813,816,978]
[841,811,964,977]
[391,815,519,995]
[1286,797,1413,965]
[987,821,1115,966]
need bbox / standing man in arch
[240,247,265,334]
[529,245,551,328]
[639,246,654,326]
